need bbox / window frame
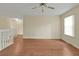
[64,15,75,37]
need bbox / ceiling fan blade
[47,6,54,9]
[32,4,41,9]
[32,6,38,9]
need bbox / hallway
[0,36,79,56]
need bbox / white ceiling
[0,3,78,17]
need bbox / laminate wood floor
[0,37,79,56]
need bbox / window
[64,15,75,37]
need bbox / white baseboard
[62,39,79,49]
[23,36,61,40]
[7,42,14,48]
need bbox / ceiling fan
[32,3,55,13]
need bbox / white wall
[23,16,60,39]
[9,18,23,35]
[61,6,79,48]
[16,19,23,35]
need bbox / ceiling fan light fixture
[32,3,55,14]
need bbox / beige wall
[23,16,61,39]
[61,6,79,48]
[0,16,10,29]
